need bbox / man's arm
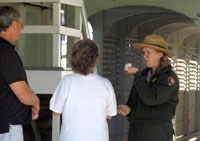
[9,81,40,119]
[9,81,39,106]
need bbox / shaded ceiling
[89,5,196,39]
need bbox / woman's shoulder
[60,73,79,83]
[90,74,112,85]
[95,74,109,80]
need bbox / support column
[74,6,82,41]
[18,5,26,60]
[117,20,127,141]
[52,3,61,141]
[90,12,104,75]
[52,114,60,141]
[196,42,200,132]
[53,2,61,67]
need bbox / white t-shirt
[50,73,117,141]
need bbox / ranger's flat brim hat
[133,35,175,57]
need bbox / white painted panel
[0,0,58,2]
[21,26,81,38]
[0,0,82,7]
[61,0,82,7]
[26,70,72,94]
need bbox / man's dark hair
[0,6,21,32]
[70,39,99,75]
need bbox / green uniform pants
[128,124,174,141]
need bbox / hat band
[144,43,167,49]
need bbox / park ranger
[118,34,179,141]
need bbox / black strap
[144,43,167,49]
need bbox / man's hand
[32,104,40,120]
[118,104,131,116]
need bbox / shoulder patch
[168,76,176,86]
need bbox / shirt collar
[142,65,172,76]
[0,37,15,49]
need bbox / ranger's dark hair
[0,6,21,32]
[70,39,99,75]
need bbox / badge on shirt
[168,76,176,86]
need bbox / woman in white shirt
[50,39,117,141]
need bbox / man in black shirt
[0,6,40,141]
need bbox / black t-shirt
[0,37,31,133]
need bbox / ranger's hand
[118,104,131,116]
[124,67,139,74]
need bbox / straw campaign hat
[133,35,175,57]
